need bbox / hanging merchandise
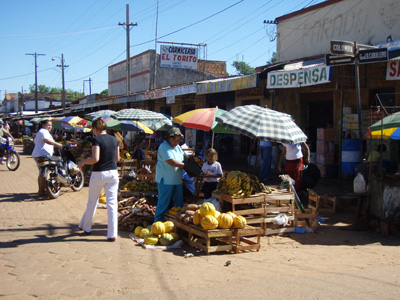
[353,173,366,194]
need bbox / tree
[100,89,108,96]
[29,84,50,94]
[231,61,255,75]
[266,52,277,65]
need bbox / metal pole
[154,0,159,90]
[26,52,45,113]
[61,54,66,112]
[89,78,92,95]
[126,4,130,95]
[354,42,364,160]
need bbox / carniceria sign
[160,45,198,70]
[267,65,332,88]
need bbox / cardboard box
[317,128,334,141]
[316,141,329,153]
[344,114,358,123]
[316,153,334,165]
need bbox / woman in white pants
[78,118,120,241]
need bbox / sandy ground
[1,146,400,299]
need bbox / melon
[163,221,175,233]
[226,211,237,219]
[218,213,233,229]
[199,202,216,218]
[214,210,221,219]
[151,221,165,235]
[233,215,247,229]
[170,232,180,242]
[193,209,202,226]
[159,233,175,246]
[139,228,150,238]
[201,215,219,230]
[144,234,159,245]
[134,226,143,237]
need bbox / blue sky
[0,0,325,96]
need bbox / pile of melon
[135,221,180,246]
[194,202,247,230]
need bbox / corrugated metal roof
[283,57,326,71]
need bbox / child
[201,148,223,199]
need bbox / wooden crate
[136,173,155,182]
[189,225,233,255]
[232,226,262,253]
[219,193,266,218]
[307,188,336,214]
[294,208,319,231]
[262,215,295,236]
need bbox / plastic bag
[271,213,289,226]
[203,198,222,212]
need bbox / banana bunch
[249,175,272,194]
[216,171,251,197]
[120,150,132,159]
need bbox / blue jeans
[155,178,183,222]
[259,145,272,181]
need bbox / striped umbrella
[102,115,153,134]
[85,110,116,121]
[366,111,400,140]
[216,105,307,144]
[112,108,168,121]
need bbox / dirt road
[1,146,400,299]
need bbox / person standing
[154,127,185,222]
[31,119,63,196]
[201,148,223,199]
[278,142,310,192]
[257,140,273,182]
[78,118,120,241]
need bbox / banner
[267,65,331,88]
[387,61,400,80]
[160,45,198,70]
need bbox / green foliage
[231,61,255,75]
[266,52,277,65]
[29,84,83,102]
[100,89,108,96]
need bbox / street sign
[358,48,388,64]
[325,54,355,66]
[330,40,355,56]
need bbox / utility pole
[53,54,69,113]
[119,4,137,95]
[26,52,45,113]
[83,78,92,96]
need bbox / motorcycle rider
[0,119,15,164]
[32,119,63,197]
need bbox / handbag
[184,156,202,177]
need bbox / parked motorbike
[36,143,84,199]
[0,137,20,171]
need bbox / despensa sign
[267,66,332,88]
[160,45,198,70]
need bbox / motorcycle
[36,143,84,199]
[0,137,20,171]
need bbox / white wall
[276,0,400,62]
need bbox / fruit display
[118,196,157,231]
[121,179,157,192]
[138,221,180,246]
[217,171,272,197]
[168,202,247,230]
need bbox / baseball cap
[167,127,184,138]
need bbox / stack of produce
[118,196,157,231]
[120,150,132,159]
[121,179,157,192]
[169,202,247,230]
[138,221,180,246]
[217,171,272,196]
